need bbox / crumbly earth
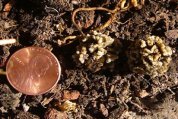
[0,0,177,118]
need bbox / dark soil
[0,0,177,118]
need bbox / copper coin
[6,47,61,95]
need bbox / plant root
[72,7,119,35]
[72,0,145,34]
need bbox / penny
[6,47,61,95]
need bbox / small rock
[75,11,95,29]
[63,90,80,100]
[22,103,30,112]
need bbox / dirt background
[0,0,177,118]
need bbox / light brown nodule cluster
[119,0,145,10]
[127,35,172,77]
[73,31,121,72]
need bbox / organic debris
[165,30,178,40]
[14,110,40,119]
[44,108,68,119]
[73,31,121,72]
[57,100,77,112]
[127,35,173,77]
[0,84,22,111]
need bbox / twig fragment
[129,100,149,114]
[0,38,16,45]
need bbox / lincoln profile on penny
[6,47,61,95]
